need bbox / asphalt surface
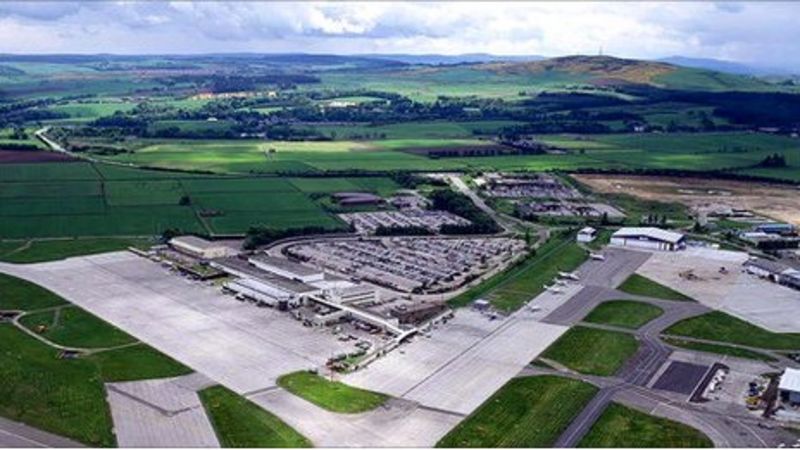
[0,417,83,448]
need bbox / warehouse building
[577,227,597,243]
[212,257,320,309]
[169,236,239,260]
[249,254,324,283]
[779,368,800,404]
[744,258,800,291]
[755,223,797,236]
[610,227,685,251]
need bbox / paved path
[0,417,83,448]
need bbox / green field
[47,101,137,119]
[0,162,352,238]
[0,272,67,310]
[277,371,388,413]
[578,403,713,448]
[200,386,311,448]
[618,273,693,301]
[664,311,800,350]
[436,375,598,448]
[0,238,150,263]
[583,300,664,329]
[541,326,639,376]
[662,337,777,362]
[447,233,588,311]
[19,306,135,349]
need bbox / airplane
[543,284,563,294]
[589,252,605,261]
[558,271,580,280]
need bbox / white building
[779,368,800,404]
[169,236,239,259]
[577,227,597,243]
[610,227,685,251]
[249,254,324,283]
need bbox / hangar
[169,236,239,260]
[249,254,324,283]
[610,227,685,251]
[779,367,800,404]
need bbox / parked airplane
[589,252,605,261]
[543,284,563,294]
[558,271,579,280]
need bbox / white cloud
[0,1,798,70]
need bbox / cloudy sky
[1,1,799,70]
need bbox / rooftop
[779,367,800,393]
[170,235,219,250]
[213,257,318,294]
[745,258,792,274]
[612,227,685,244]
[249,254,322,277]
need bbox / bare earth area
[573,174,800,226]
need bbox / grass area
[578,402,713,448]
[277,371,388,413]
[448,233,587,311]
[0,273,66,310]
[664,311,800,351]
[87,344,191,382]
[0,273,191,445]
[541,326,639,376]
[0,238,150,263]
[0,162,348,238]
[583,300,664,330]
[200,385,311,448]
[0,324,115,447]
[662,337,777,362]
[618,273,693,301]
[436,375,598,447]
[19,306,136,349]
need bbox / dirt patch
[0,149,77,164]
[573,174,800,226]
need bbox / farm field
[664,311,800,351]
[436,375,598,448]
[583,300,664,330]
[540,326,639,376]
[200,386,311,448]
[618,273,694,301]
[276,371,388,414]
[577,403,713,448]
[0,162,361,238]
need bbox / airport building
[779,368,800,404]
[169,236,239,260]
[249,254,324,283]
[744,258,800,291]
[577,226,597,243]
[212,257,320,309]
[610,227,685,251]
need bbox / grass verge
[448,232,588,312]
[0,238,151,264]
[578,403,712,448]
[583,300,664,330]
[200,385,311,448]
[277,371,388,413]
[541,326,639,376]
[0,273,66,310]
[664,311,800,351]
[436,375,598,447]
[618,273,693,301]
[19,306,135,348]
[662,337,777,362]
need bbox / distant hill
[658,56,796,76]
[469,55,774,91]
[360,53,545,65]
